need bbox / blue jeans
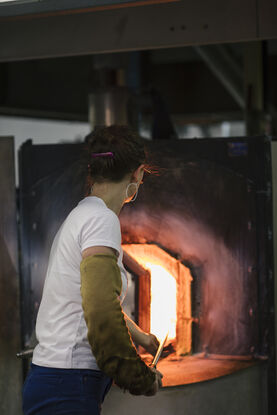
[22,364,113,415]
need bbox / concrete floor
[102,363,268,415]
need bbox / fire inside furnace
[123,243,193,355]
[123,243,255,387]
[141,262,176,341]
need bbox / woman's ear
[133,165,145,184]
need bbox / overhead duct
[89,67,130,128]
[89,86,130,128]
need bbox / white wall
[0,115,90,184]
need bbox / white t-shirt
[32,196,128,370]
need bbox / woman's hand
[141,333,160,357]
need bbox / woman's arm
[81,246,162,395]
[83,246,160,357]
[124,313,159,357]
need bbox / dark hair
[85,125,147,186]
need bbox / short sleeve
[79,210,121,255]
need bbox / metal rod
[16,348,34,359]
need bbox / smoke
[121,206,254,356]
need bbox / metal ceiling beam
[194,45,245,110]
[0,0,258,62]
[0,0,178,18]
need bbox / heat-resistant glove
[80,254,155,395]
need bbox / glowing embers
[123,243,193,355]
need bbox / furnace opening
[122,243,255,387]
[123,243,193,357]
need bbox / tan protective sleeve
[80,254,156,395]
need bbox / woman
[22,125,163,415]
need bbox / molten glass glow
[145,262,177,342]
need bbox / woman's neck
[90,179,129,216]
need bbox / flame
[145,262,177,342]
[123,243,193,355]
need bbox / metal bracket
[256,182,272,199]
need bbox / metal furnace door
[0,137,22,414]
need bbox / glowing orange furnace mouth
[123,243,193,354]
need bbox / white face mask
[126,182,139,202]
